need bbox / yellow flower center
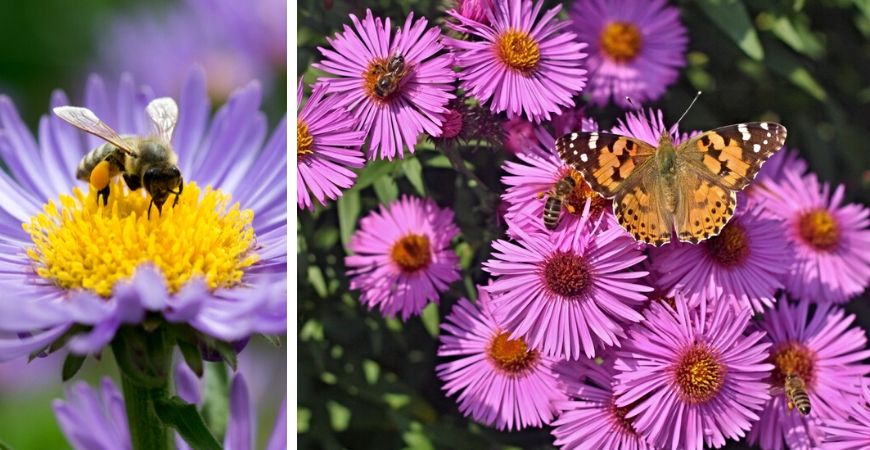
[23,180,258,297]
[705,221,750,267]
[673,345,726,404]
[770,342,816,388]
[495,29,541,74]
[798,209,840,251]
[389,234,432,273]
[487,331,539,375]
[600,21,643,63]
[297,120,314,159]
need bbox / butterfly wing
[556,132,657,197]
[674,177,737,243]
[615,175,675,246]
[679,122,787,191]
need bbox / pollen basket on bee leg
[89,160,113,189]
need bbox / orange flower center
[609,398,640,436]
[798,209,840,251]
[770,342,816,388]
[543,251,591,298]
[495,29,541,74]
[564,170,609,219]
[673,344,726,404]
[487,331,539,375]
[706,221,750,267]
[297,120,314,160]
[600,21,643,63]
[390,234,432,272]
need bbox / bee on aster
[754,170,870,304]
[445,0,588,123]
[613,298,773,450]
[314,9,456,160]
[436,287,568,431]
[569,0,687,108]
[748,299,870,450]
[0,70,286,366]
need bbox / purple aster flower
[551,105,598,137]
[315,10,455,160]
[296,81,365,210]
[452,0,495,26]
[611,107,697,146]
[551,357,655,449]
[756,170,870,303]
[98,0,285,100]
[345,196,460,320]
[502,116,538,155]
[54,370,286,450]
[0,70,286,361]
[483,214,651,360]
[649,206,793,313]
[748,299,870,450]
[436,287,567,430]
[500,127,616,237]
[613,299,773,450]
[569,0,687,108]
[820,379,870,449]
[445,0,588,122]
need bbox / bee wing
[146,97,178,144]
[52,106,137,156]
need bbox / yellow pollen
[495,29,541,74]
[487,331,539,375]
[771,342,816,388]
[23,180,258,298]
[600,21,643,63]
[390,234,432,273]
[706,221,750,266]
[798,209,840,251]
[673,345,726,404]
[297,120,314,159]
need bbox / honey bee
[373,54,409,99]
[53,98,183,219]
[542,176,577,230]
[784,373,811,416]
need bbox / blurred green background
[0,1,287,448]
[298,0,869,449]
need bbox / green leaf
[326,401,351,431]
[402,158,426,195]
[337,190,360,251]
[259,334,282,347]
[697,0,764,60]
[764,41,827,101]
[307,265,328,298]
[420,303,439,338]
[768,15,824,59]
[0,440,14,450]
[372,176,399,203]
[201,363,230,441]
[297,406,311,433]
[177,340,204,377]
[352,159,396,191]
[61,354,86,381]
[154,397,222,450]
[423,154,452,169]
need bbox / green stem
[120,370,171,450]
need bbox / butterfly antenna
[675,91,702,126]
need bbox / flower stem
[120,371,171,450]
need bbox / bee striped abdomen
[76,143,117,181]
[543,196,563,230]
[785,374,811,416]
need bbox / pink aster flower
[502,116,537,155]
[483,214,651,360]
[650,206,793,313]
[820,379,870,449]
[613,299,773,450]
[345,196,461,320]
[551,105,598,137]
[749,299,870,450]
[611,107,697,146]
[569,0,687,108]
[742,146,808,209]
[500,127,616,237]
[436,287,567,431]
[756,170,870,303]
[453,0,494,26]
[551,357,655,450]
[445,0,588,122]
[315,10,455,160]
[296,82,365,210]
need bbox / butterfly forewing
[679,122,787,191]
[556,132,656,198]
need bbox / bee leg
[565,204,577,214]
[147,200,163,220]
[123,174,141,191]
[172,178,184,207]
[97,185,110,206]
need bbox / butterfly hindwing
[556,132,656,198]
[680,122,787,190]
[614,177,673,246]
[674,177,736,244]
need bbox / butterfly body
[556,122,787,246]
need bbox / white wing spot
[760,122,769,130]
[738,123,751,141]
[580,153,589,162]
[588,132,599,149]
[571,133,578,139]
[767,132,771,137]
[763,140,768,145]
[753,144,761,153]
[573,150,578,155]
[569,143,574,149]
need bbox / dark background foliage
[297,0,870,448]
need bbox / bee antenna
[675,91,702,126]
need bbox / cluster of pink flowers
[297,1,870,448]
